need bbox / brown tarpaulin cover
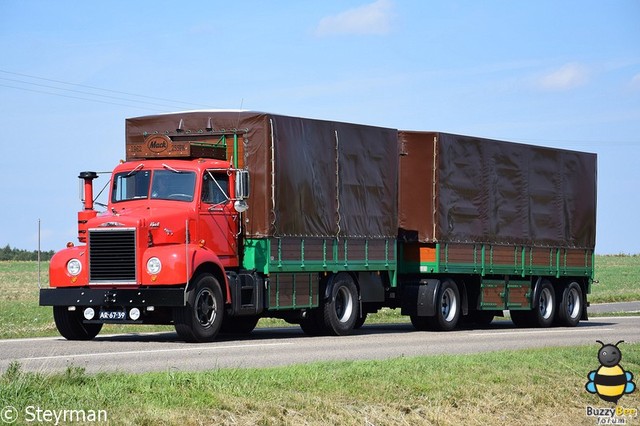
[126,113,596,248]
[126,111,398,239]
[398,132,597,249]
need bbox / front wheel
[173,274,224,342]
[53,306,102,340]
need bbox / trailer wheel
[321,273,359,336]
[53,306,102,340]
[220,315,260,335]
[173,274,224,343]
[556,282,583,327]
[531,279,555,327]
[410,279,461,331]
[427,279,461,331]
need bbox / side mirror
[234,170,250,213]
[235,170,250,200]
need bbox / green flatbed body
[243,237,397,310]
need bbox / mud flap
[400,279,440,317]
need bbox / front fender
[141,244,226,287]
[49,246,88,287]
[140,245,190,285]
[190,246,231,304]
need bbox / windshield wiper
[126,163,144,177]
[162,163,182,173]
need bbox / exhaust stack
[77,171,98,242]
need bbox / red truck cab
[42,152,253,342]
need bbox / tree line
[0,245,55,261]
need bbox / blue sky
[0,0,639,254]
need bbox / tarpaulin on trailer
[126,111,398,239]
[398,131,597,249]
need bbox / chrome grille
[89,228,136,283]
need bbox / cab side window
[202,172,229,205]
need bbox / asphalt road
[1,315,638,374]
[588,301,640,314]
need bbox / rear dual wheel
[511,279,556,328]
[323,274,359,335]
[299,273,360,336]
[556,282,583,327]
[410,279,461,331]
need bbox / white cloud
[315,0,393,37]
[631,73,640,90]
[537,63,590,91]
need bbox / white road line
[0,336,61,343]
[469,328,615,337]
[0,332,171,344]
[19,342,294,362]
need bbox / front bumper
[39,287,187,307]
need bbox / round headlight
[67,259,82,276]
[146,257,162,274]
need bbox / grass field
[589,255,640,302]
[0,255,638,339]
[1,344,639,425]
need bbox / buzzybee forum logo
[585,340,636,403]
[584,340,637,424]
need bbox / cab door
[198,170,239,267]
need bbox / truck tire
[531,279,556,327]
[173,274,224,343]
[220,316,260,335]
[53,306,102,340]
[410,279,461,331]
[427,279,461,331]
[321,273,359,336]
[556,282,583,327]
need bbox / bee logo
[585,340,636,403]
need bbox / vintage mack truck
[40,111,597,342]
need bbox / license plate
[98,310,126,320]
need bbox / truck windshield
[111,169,196,202]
